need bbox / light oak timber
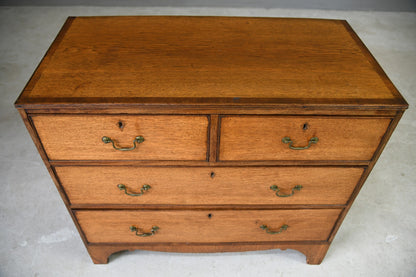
[75,209,341,243]
[17,109,71,207]
[17,108,92,251]
[219,116,391,161]
[327,110,406,242]
[56,167,363,205]
[86,242,330,264]
[24,107,400,116]
[340,21,405,102]
[208,114,219,162]
[15,17,407,107]
[31,115,209,161]
[50,160,371,166]
[15,16,408,264]
[70,204,346,210]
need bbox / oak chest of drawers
[15,16,408,264]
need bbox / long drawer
[56,166,363,205]
[31,115,209,161]
[76,209,342,243]
[219,116,391,161]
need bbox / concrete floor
[0,6,415,277]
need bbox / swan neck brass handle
[260,224,289,234]
[102,136,144,151]
[118,184,151,197]
[282,136,318,150]
[130,225,159,237]
[270,185,303,197]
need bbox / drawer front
[57,166,363,205]
[76,209,341,243]
[32,115,208,161]
[219,116,391,161]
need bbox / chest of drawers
[15,16,408,264]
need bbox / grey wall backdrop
[1,0,416,12]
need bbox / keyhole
[117,121,124,130]
[302,123,309,130]
[210,172,215,178]
[208,213,212,219]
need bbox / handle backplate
[118,184,151,197]
[102,136,144,151]
[260,224,289,234]
[282,136,318,150]
[270,185,303,197]
[130,225,159,237]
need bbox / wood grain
[15,16,408,108]
[24,106,402,115]
[31,115,208,161]
[208,115,219,161]
[86,242,329,264]
[76,209,341,243]
[51,160,371,167]
[15,16,408,265]
[56,166,363,205]
[17,108,93,252]
[328,110,406,242]
[220,116,391,161]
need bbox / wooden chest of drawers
[15,16,408,264]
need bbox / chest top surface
[15,16,407,109]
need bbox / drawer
[57,166,363,205]
[31,115,208,161]
[219,116,391,161]
[76,209,341,243]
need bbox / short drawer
[76,209,341,243]
[219,116,391,161]
[31,115,208,161]
[57,166,363,205]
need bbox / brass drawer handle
[102,136,144,151]
[118,184,151,196]
[282,136,318,150]
[130,225,159,237]
[270,185,303,197]
[260,224,289,234]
